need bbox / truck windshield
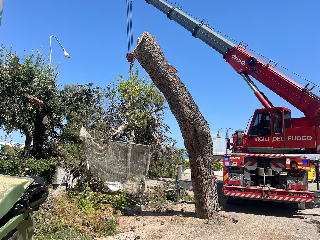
[249,112,271,136]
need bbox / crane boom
[145,0,235,55]
[146,0,320,118]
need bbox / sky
[0,0,320,150]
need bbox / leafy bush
[149,145,187,179]
[185,159,190,168]
[214,162,223,171]
[0,155,57,183]
[34,193,118,239]
[143,181,194,208]
[179,189,194,202]
[67,184,136,212]
[143,185,170,208]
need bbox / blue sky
[0,0,320,149]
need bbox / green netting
[80,127,150,193]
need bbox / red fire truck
[146,0,320,208]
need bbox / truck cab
[233,107,318,154]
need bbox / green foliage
[106,67,170,146]
[35,223,94,240]
[0,45,66,158]
[0,155,57,183]
[148,143,187,178]
[61,83,104,140]
[179,189,195,202]
[0,46,103,159]
[114,67,166,129]
[214,162,223,171]
[185,159,190,168]
[143,182,194,208]
[144,185,169,208]
[67,184,134,212]
[0,144,24,155]
[34,193,118,239]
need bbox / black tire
[225,196,244,204]
[284,202,305,210]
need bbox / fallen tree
[132,31,219,219]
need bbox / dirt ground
[100,176,320,240]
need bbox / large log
[133,31,219,219]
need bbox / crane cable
[126,0,135,73]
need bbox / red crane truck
[145,0,320,208]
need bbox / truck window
[284,110,291,128]
[249,112,271,136]
[273,111,283,134]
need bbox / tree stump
[133,31,219,219]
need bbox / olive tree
[0,46,68,158]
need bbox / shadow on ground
[219,194,320,219]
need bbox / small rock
[181,208,184,212]
[161,221,164,225]
[130,226,136,232]
[204,220,213,225]
[232,218,238,224]
[143,223,146,226]
[136,217,140,221]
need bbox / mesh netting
[80,127,150,193]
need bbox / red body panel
[292,116,320,128]
[286,127,316,149]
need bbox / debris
[103,182,123,193]
[232,218,238,224]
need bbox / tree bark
[133,31,219,219]
[23,127,32,157]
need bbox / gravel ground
[100,173,320,240]
[100,200,320,240]
[100,202,320,240]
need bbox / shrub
[0,154,57,183]
[214,162,223,171]
[185,159,190,168]
[67,184,136,212]
[143,181,194,208]
[148,146,187,179]
[34,193,118,239]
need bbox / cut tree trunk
[133,31,219,219]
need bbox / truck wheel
[224,196,244,204]
[284,202,305,210]
[297,202,306,210]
